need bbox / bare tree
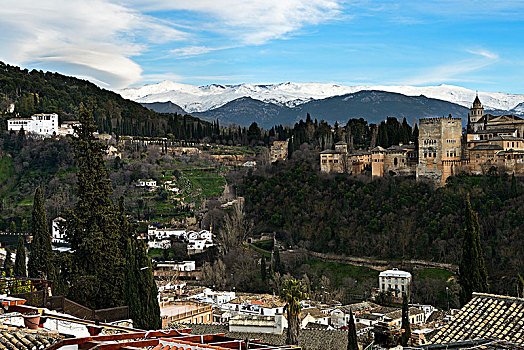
[216,202,252,255]
[202,259,227,290]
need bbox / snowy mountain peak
[119,81,524,114]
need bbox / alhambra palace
[320,96,524,186]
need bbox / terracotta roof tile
[429,293,524,345]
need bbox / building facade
[8,113,58,136]
[378,268,412,297]
[270,140,289,163]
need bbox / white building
[51,217,67,244]
[57,121,80,136]
[378,268,412,297]
[147,239,171,249]
[136,179,157,188]
[147,227,213,254]
[156,261,196,272]
[187,239,213,253]
[189,288,236,306]
[7,113,58,136]
[229,315,286,334]
[148,226,186,240]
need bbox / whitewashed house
[147,240,171,249]
[229,315,286,334]
[156,261,196,272]
[136,179,157,188]
[378,268,412,297]
[189,288,236,306]
[57,121,80,136]
[52,217,67,244]
[147,227,186,240]
[8,113,58,136]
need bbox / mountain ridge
[120,81,524,113]
[187,90,471,128]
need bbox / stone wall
[170,323,349,350]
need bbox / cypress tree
[28,187,53,279]
[14,236,27,277]
[400,294,411,346]
[511,173,517,198]
[347,310,359,350]
[273,248,282,274]
[121,198,160,329]
[459,194,489,305]
[516,274,524,298]
[261,257,267,282]
[3,247,13,277]
[64,105,125,309]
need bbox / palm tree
[280,278,308,345]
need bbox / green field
[305,259,380,293]
[416,268,454,281]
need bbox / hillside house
[51,217,67,244]
[136,179,157,188]
[8,113,58,136]
[378,268,412,297]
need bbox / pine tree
[400,294,411,346]
[3,247,13,277]
[64,105,126,309]
[347,310,359,350]
[459,194,489,305]
[14,236,27,277]
[28,187,54,279]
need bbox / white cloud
[0,0,345,88]
[170,46,226,58]
[404,49,499,85]
[0,0,186,89]
[125,0,345,45]
[467,49,499,60]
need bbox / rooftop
[337,302,380,314]
[429,293,524,345]
[379,268,412,278]
[228,294,286,308]
[470,144,504,151]
[0,325,62,349]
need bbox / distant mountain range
[121,81,524,128]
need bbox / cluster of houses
[155,265,524,349]
[0,291,298,350]
[147,226,214,254]
[321,96,524,186]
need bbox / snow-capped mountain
[119,81,524,114]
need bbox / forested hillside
[0,61,215,138]
[241,159,524,296]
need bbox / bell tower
[470,92,484,123]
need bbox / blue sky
[1,0,523,92]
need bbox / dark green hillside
[0,61,214,138]
[241,161,524,297]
